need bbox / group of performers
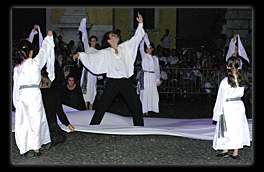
[13,12,250,160]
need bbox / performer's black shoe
[216,152,229,157]
[33,151,42,157]
[229,155,240,160]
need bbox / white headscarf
[226,35,249,69]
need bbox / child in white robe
[78,18,102,110]
[138,33,160,116]
[13,30,55,156]
[212,56,250,159]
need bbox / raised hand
[73,53,80,61]
[136,12,143,24]
[34,24,39,30]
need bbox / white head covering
[226,35,249,69]
[27,25,43,49]
[43,34,55,82]
[78,18,88,52]
[38,26,43,49]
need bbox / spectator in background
[159,61,168,93]
[56,35,67,50]
[61,74,86,110]
[220,19,227,44]
[160,29,175,55]
[69,40,77,56]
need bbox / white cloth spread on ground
[12,105,252,141]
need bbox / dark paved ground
[10,94,253,166]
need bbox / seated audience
[60,74,86,110]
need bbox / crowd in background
[11,27,252,111]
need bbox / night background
[10,7,253,165]
[12,8,46,40]
[12,8,227,50]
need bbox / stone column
[53,8,92,46]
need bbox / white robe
[12,35,55,154]
[78,18,102,104]
[212,77,250,150]
[139,34,160,113]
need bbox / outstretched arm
[139,33,150,59]
[73,50,108,75]
[34,30,55,81]
[128,12,145,62]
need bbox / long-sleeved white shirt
[78,23,145,79]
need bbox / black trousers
[90,78,144,126]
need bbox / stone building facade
[225,8,252,45]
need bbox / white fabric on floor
[12,105,252,141]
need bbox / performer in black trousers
[90,78,143,125]
[73,12,145,126]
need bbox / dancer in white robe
[78,18,102,110]
[13,30,55,156]
[212,55,250,159]
[138,33,160,116]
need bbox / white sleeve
[128,23,145,62]
[237,35,249,63]
[143,33,150,49]
[28,29,37,43]
[33,35,55,81]
[139,39,145,60]
[28,27,43,50]
[12,66,20,108]
[78,18,91,53]
[79,50,108,75]
[139,33,151,60]
[154,57,161,85]
[212,78,228,121]
[38,26,43,49]
[226,38,236,61]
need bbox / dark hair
[89,36,101,50]
[226,56,246,88]
[101,31,112,49]
[144,42,155,56]
[18,40,33,59]
[89,36,98,42]
[67,74,75,81]
[41,71,52,88]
